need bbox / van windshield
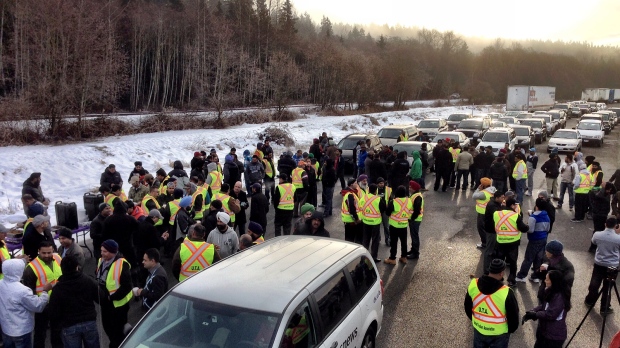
[418,120,439,128]
[448,114,469,121]
[338,138,363,149]
[122,293,281,348]
[482,132,509,143]
[377,129,403,138]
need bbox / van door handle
[330,342,338,348]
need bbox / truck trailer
[506,85,556,112]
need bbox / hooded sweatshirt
[489,160,509,181]
[206,225,239,258]
[296,211,330,237]
[574,152,585,169]
[573,167,591,191]
[0,259,49,336]
[409,151,422,179]
[527,210,550,241]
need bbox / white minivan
[121,236,384,348]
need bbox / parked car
[377,124,419,146]
[570,107,582,118]
[392,141,435,167]
[518,118,548,143]
[596,102,607,110]
[509,124,535,149]
[547,129,582,153]
[446,113,471,131]
[416,118,449,141]
[498,117,517,125]
[576,120,604,147]
[552,103,572,114]
[515,112,533,120]
[455,117,491,144]
[477,128,517,155]
[120,236,384,348]
[578,104,592,114]
[607,108,619,126]
[546,110,567,129]
[588,102,598,112]
[593,111,614,133]
[581,113,604,123]
[532,114,557,134]
[429,131,471,149]
[337,134,383,172]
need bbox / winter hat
[125,201,135,209]
[545,240,563,256]
[585,155,596,162]
[409,180,420,192]
[167,181,176,189]
[216,212,231,224]
[504,190,515,198]
[179,196,193,208]
[497,152,505,158]
[357,174,368,182]
[277,173,289,182]
[480,177,492,186]
[578,163,587,170]
[535,198,547,211]
[488,259,506,274]
[551,148,558,154]
[134,161,142,166]
[173,188,184,199]
[505,198,517,208]
[27,204,45,218]
[210,148,217,154]
[247,221,263,235]
[300,203,315,216]
[32,215,50,227]
[107,164,116,169]
[28,172,42,180]
[148,209,163,219]
[251,183,262,192]
[225,154,234,163]
[499,148,507,154]
[347,178,357,186]
[101,239,119,254]
[98,203,108,212]
[538,190,549,199]
[376,177,385,184]
[110,184,121,193]
[194,151,201,157]
[302,152,309,158]
[57,227,73,239]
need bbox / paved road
[77,114,619,347]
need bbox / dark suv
[455,118,491,144]
[446,113,471,130]
[337,134,383,172]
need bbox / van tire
[361,327,376,348]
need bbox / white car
[477,128,517,155]
[429,131,470,148]
[576,120,605,147]
[547,129,582,153]
[393,141,435,167]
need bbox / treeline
[1,0,620,137]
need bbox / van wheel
[361,327,376,348]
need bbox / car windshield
[458,120,483,129]
[499,118,515,124]
[482,132,509,142]
[122,293,280,348]
[520,120,542,129]
[513,128,529,136]
[548,113,561,120]
[571,108,580,111]
[578,122,601,130]
[491,122,505,127]
[552,131,578,139]
[505,111,520,117]
[338,138,363,149]
[393,143,423,154]
[377,129,403,138]
[432,134,458,143]
[533,116,551,122]
[554,104,568,109]
[418,120,439,128]
[448,114,469,121]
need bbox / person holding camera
[585,217,620,315]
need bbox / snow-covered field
[0,103,501,227]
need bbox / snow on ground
[0,103,500,227]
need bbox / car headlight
[595,134,603,139]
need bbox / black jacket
[128,168,149,183]
[249,192,269,229]
[321,163,337,188]
[464,275,520,334]
[22,179,46,202]
[484,200,502,234]
[48,271,101,328]
[294,211,330,237]
[541,158,560,178]
[140,265,168,310]
[229,190,248,225]
[277,155,296,177]
[389,158,410,189]
[489,161,508,181]
[202,209,222,240]
[590,188,611,216]
[90,213,107,242]
[102,204,139,266]
[368,159,388,184]
[224,162,240,187]
[190,157,205,172]
[100,168,122,187]
[22,225,57,260]
[168,160,189,180]
[435,148,453,171]
[135,218,165,260]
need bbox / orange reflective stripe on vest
[495,211,518,234]
[180,240,212,277]
[279,185,295,206]
[472,286,508,324]
[108,258,124,295]
[361,195,381,219]
[391,198,413,223]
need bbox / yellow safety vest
[383,186,392,205]
[341,192,360,223]
[587,164,592,173]
[284,314,310,345]
[209,172,223,195]
[23,217,34,232]
[574,173,592,194]
[411,193,424,222]
[179,239,215,281]
[292,168,305,189]
[168,200,181,225]
[213,193,235,223]
[263,159,274,178]
[468,278,509,335]
[494,210,521,243]
[28,255,62,295]
[449,147,461,162]
[0,245,9,280]
[192,187,206,220]
[277,184,296,210]
[253,236,265,245]
[314,162,321,181]
[159,176,170,195]
[97,258,133,308]
[512,160,528,179]
[591,170,602,188]
[105,193,119,210]
[361,194,382,225]
[475,190,493,214]
[389,197,413,228]
[141,195,162,226]
[254,149,264,160]
[399,134,408,142]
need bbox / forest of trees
[1,0,620,136]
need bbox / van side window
[345,256,378,303]
[279,301,316,348]
[314,271,353,335]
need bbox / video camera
[606,267,618,281]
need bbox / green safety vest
[277,184,296,210]
[512,160,528,179]
[27,255,62,296]
[97,258,133,308]
[361,194,382,225]
[141,195,162,226]
[341,192,360,223]
[574,173,592,194]
[411,193,424,222]
[0,246,9,280]
[178,239,215,281]
[213,193,235,223]
[389,197,413,228]
[468,278,509,336]
[475,190,493,214]
[494,210,521,244]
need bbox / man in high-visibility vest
[22,241,62,348]
[494,198,529,287]
[571,163,592,222]
[0,223,11,280]
[95,239,133,348]
[483,191,506,275]
[376,177,392,246]
[472,177,496,249]
[512,152,528,205]
[341,179,362,244]
[361,183,386,262]
[205,162,223,196]
[464,259,520,347]
[407,180,424,260]
[211,183,241,226]
[397,130,408,143]
[587,161,605,221]
[185,181,205,221]
[172,224,220,282]
[263,152,276,200]
[273,173,296,236]
[292,162,309,218]
[105,184,123,210]
[247,221,265,245]
[448,142,462,188]
[385,186,412,265]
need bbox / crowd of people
[1,128,620,348]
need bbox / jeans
[470,168,477,188]
[323,186,334,216]
[473,330,510,348]
[476,214,486,246]
[497,242,519,283]
[545,177,558,198]
[362,223,380,259]
[527,164,535,192]
[449,170,457,187]
[516,179,526,204]
[408,220,421,257]
[381,213,390,244]
[456,169,469,190]
[585,264,614,310]
[558,182,574,207]
[516,238,547,279]
[2,332,32,348]
[420,167,427,189]
[388,226,408,259]
[61,321,100,348]
[293,191,308,217]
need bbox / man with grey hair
[22,215,56,260]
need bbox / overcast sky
[292,0,620,46]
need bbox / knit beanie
[545,240,563,256]
[101,239,119,254]
[488,259,506,274]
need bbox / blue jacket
[358,151,368,168]
[527,210,550,241]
